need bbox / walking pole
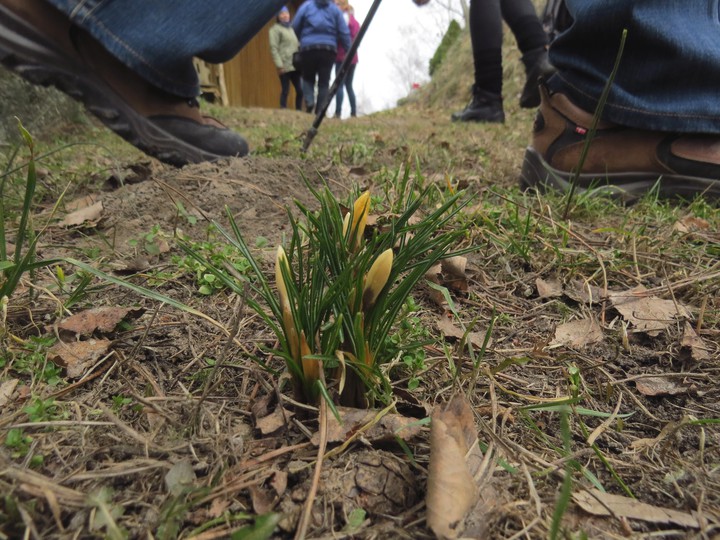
[302,0,383,152]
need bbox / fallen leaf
[565,279,606,304]
[310,406,422,445]
[437,317,491,350]
[58,307,145,337]
[426,395,497,539]
[165,460,196,497]
[0,379,19,407]
[673,215,709,233]
[64,194,101,212]
[441,256,468,292]
[47,339,112,378]
[573,489,700,528]
[255,405,293,435]
[550,318,603,348]
[679,322,711,362]
[61,200,103,227]
[635,376,690,397]
[609,285,690,336]
[270,470,288,496]
[250,484,277,514]
[536,277,563,299]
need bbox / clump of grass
[184,169,472,406]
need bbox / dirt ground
[1,88,719,539]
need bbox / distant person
[333,0,359,118]
[452,0,554,123]
[292,0,351,114]
[269,6,303,111]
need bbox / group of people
[0,0,718,200]
[269,1,359,118]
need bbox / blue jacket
[293,0,351,52]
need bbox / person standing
[269,6,303,111]
[292,0,351,114]
[452,0,554,123]
[333,1,359,118]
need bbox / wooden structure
[196,1,303,109]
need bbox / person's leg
[334,61,344,118]
[0,0,285,165]
[451,0,505,123]
[344,64,357,117]
[315,51,336,115]
[290,70,303,111]
[43,0,286,96]
[500,0,554,108]
[301,50,319,113]
[520,0,720,201]
[279,72,290,109]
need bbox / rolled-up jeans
[45,0,286,97]
[548,0,720,134]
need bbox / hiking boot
[519,47,555,109]
[451,87,505,123]
[520,84,720,202]
[0,0,248,166]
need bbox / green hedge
[429,19,462,77]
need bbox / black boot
[451,86,505,123]
[519,47,555,109]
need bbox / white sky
[335,0,463,115]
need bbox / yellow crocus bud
[343,191,370,251]
[362,248,393,312]
[300,331,320,382]
[275,246,290,312]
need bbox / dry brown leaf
[673,215,709,233]
[609,285,690,336]
[64,194,101,212]
[441,256,468,292]
[270,470,288,496]
[573,489,700,528]
[47,339,112,378]
[310,406,422,445]
[0,378,19,408]
[565,279,606,304]
[255,405,293,435]
[249,484,276,514]
[536,277,563,299]
[58,306,145,337]
[426,395,496,539]
[679,322,711,362]
[550,318,603,348]
[436,317,491,350]
[635,376,690,397]
[61,200,103,227]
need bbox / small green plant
[184,171,473,407]
[0,122,62,304]
[111,395,134,412]
[5,428,32,458]
[5,335,62,386]
[173,235,251,295]
[24,396,64,422]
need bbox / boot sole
[520,147,720,203]
[0,5,238,167]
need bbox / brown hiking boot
[0,0,248,166]
[520,84,720,202]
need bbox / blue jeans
[45,0,286,97]
[334,62,357,117]
[549,0,720,133]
